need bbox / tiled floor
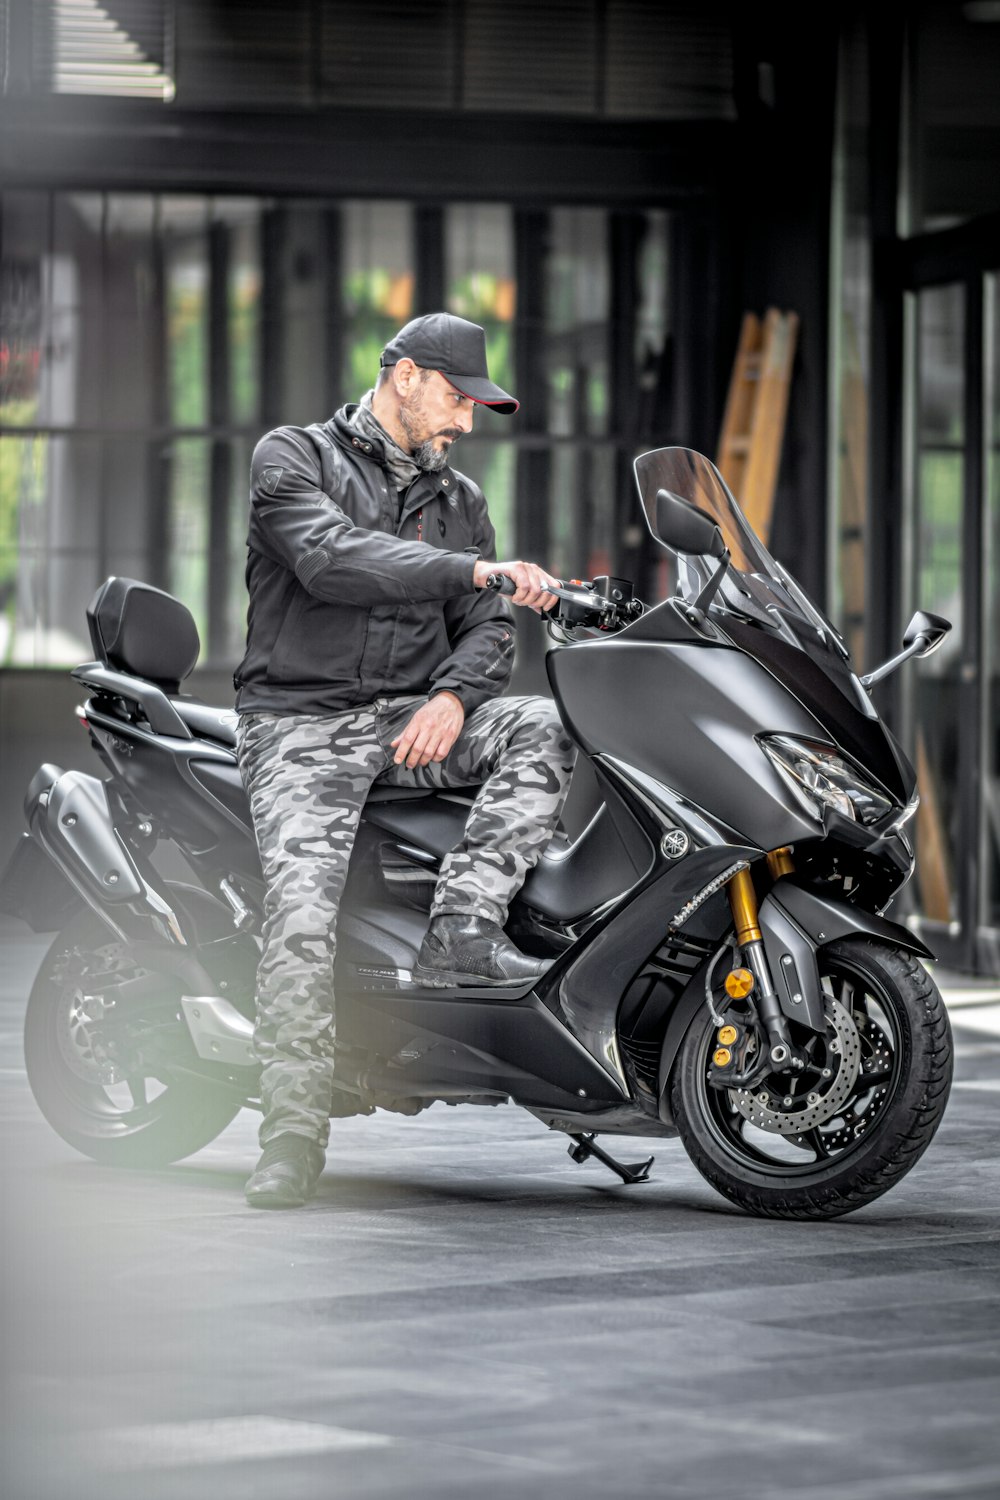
[2,920,998,1500]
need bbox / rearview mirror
[860,609,953,689]
[653,489,727,559]
[902,610,951,657]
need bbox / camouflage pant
[236,694,577,1147]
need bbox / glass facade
[341,201,414,404]
[0,192,263,667]
[986,274,1000,931]
[0,191,673,673]
[829,8,1000,967]
[909,283,965,926]
[829,17,871,670]
[444,204,516,560]
[544,208,613,583]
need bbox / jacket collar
[347,393,421,490]
[330,406,460,514]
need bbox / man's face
[397,367,475,471]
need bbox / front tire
[669,938,953,1220]
[24,908,244,1167]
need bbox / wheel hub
[728,998,862,1135]
[52,944,135,1087]
[58,988,125,1085]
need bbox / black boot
[245,1133,325,1209]
[413,914,553,987]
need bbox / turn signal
[725,968,754,999]
[717,1025,738,1046]
[713,1047,732,1067]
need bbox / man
[235,312,577,1208]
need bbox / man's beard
[413,438,449,472]
[398,395,460,472]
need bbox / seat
[170,700,239,747]
[363,795,648,924]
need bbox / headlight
[758,734,895,827]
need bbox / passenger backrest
[86,577,200,692]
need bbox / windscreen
[634,446,850,665]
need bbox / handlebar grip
[484,573,518,596]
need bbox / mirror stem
[860,635,929,689]
[692,550,731,615]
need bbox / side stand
[567,1133,654,1185]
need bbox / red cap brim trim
[444,376,519,414]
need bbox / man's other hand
[391,692,465,768]
[472,559,559,614]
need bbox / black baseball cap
[380,312,519,414]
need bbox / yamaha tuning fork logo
[660,828,690,860]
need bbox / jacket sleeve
[249,427,476,604]
[427,491,517,713]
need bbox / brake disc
[53,944,132,1087]
[728,998,862,1135]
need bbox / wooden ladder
[716,308,799,545]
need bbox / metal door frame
[882,220,1000,971]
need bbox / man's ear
[392,358,419,395]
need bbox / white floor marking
[93,1416,394,1469]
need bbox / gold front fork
[726,856,801,1069]
[728,849,796,946]
[728,866,763,945]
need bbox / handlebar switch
[591,575,634,607]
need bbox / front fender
[759,881,935,1035]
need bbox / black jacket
[234,406,515,715]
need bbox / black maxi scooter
[3,447,954,1220]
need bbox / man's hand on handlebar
[472,559,560,614]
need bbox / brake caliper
[708,1010,769,1090]
[706,965,769,1090]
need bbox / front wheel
[669,938,953,1220]
[24,908,245,1167]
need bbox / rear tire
[669,938,953,1220]
[24,908,244,1167]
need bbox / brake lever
[549,583,613,611]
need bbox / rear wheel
[24,907,245,1167]
[669,938,953,1220]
